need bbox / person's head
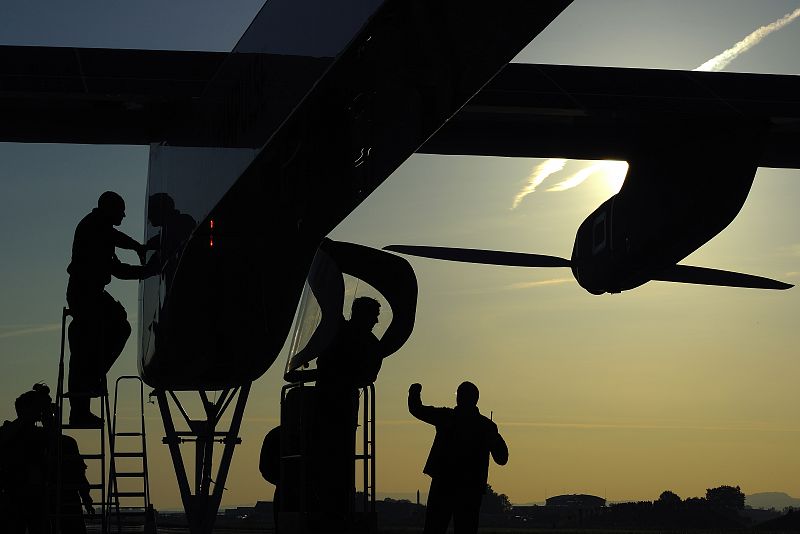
[456,381,479,408]
[98,191,126,226]
[350,296,381,331]
[14,383,52,423]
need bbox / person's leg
[99,292,131,377]
[315,390,352,526]
[453,488,483,534]
[423,478,454,534]
[67,285,104,420]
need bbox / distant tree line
[595,485,749,530]
[376,483,781,530]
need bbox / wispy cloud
[547,161,628,193]
[546,165,599,192]
[0,324,61,340]
[511,160,628,207]
[695,8,800,72]
[511,158,566,209]
[507,278,574,290]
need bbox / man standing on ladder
[313,296,383,526]
[66,191,154,427]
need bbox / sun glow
[513,159,629,208]
[546,160,628,195]
[595,160,629,195]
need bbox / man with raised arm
[408,381,509,534]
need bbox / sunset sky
[1,1,799,508]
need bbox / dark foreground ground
[148,529,800,534]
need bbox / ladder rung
[113,452,144,458]
[114,471,145,478]
[115,431,143,436]
[111,491,147,498]
[88,483,104,490]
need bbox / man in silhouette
[66,191,154,427]
[0,384,52,533]
[316,296,383,394]
[40,400,94,534]
[312,296,383,526]
[408,381,508,534]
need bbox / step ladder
[278,378,377,533]
[53,306,111,534]
[107,375,154,533]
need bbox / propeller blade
[384,245,571,268]
[653,264,793,290]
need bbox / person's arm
[79,474,94,515]
[113,229,147,263]
[407,383,445,426]
[67,441,94,514]
[490,429,509,466]
[111,254,158,280]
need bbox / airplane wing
[4,54,800,172]
[421,63,800,170]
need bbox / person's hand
[409,383,422,395]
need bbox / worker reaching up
[65,191,156,427]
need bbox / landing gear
[153,384,250,534]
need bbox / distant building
[546,494,606,508]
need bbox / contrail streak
[546,161,628,193]
[695,8,800,72]
[0,324,61,339]
[511,158,566,209]
[507,278,573,289]
[546,165,599,192]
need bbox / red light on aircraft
[210,237,214,248]
[210,219,214,229]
